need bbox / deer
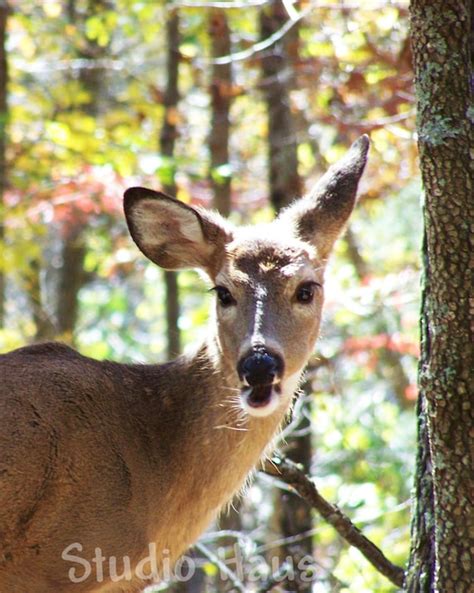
[0,136,369,593]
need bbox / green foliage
[0,2,419,591]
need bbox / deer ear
[124,187,233,274]
[278,135,369,259]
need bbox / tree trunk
[55,0,111,342]
[26,258,56,341]
[164,269,180,359]
[209,9,232,217]
[260,0,302,211]
[208,13,242,592]
[273,397,313,593]
[159,9,181,360]
[56,230,87,339]
[0,2,8,329]
[260,4,312,590]
[406,255,436,593]
[407,2,473,591]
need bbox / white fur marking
[241,387,281,418]
[282,372,302,400]
[240,371,302,419]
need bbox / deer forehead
[215,236,321,290]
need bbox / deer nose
[237,349,284,386]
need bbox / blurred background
[0,1,419,591]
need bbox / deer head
[124,135,369,418]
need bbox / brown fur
[0,136,369,592]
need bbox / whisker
[221,396,241,402]
[216,402,249,432]
[221,386,242,393]
[214,424,248,432]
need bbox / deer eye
[213,286,236,307]
[295,281,320,304]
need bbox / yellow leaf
[43,2,62,17]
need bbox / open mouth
[247,384,272,408]
[245,382,281,409]
[239,372,301,418]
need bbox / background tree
[159,7,181,359]
[0,1,7,329]
[207,12,245,593]
[406,1,473,591]
[260,3,312,591]
[209,8,232,217]
[56,0,113,342]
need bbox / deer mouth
[247,383,281,408]
[240,382,282,417]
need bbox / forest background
[0,1,421,592]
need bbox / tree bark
[209,9,232,217]
[55,0,112,342]
[0,2,8,329]
[208,13,242,592]
[159,9,181,360]
[272,396,313,593]
[56,229,87,339]
[26,258,56,340]
[407,2,474,591]
[260,0,302,211]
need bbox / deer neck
[180,337,293,465]
[175,338,295,502]
[145,338,296,563]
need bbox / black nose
[237,348,284,386]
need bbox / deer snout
[237,348,284,387]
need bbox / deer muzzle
[237,348,284,411]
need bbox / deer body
[0,342,286,593]
[0,137,369,593]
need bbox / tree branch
[256,559,292,593]
[194,542,246,593]
[261,455,406,588]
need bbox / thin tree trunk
[55,0,111,342]
[209,9,232,217]
[260,0,302,211]
[274,398,313,592]
[27,258,56,340]
[0,2,8,329]
[159,9,181,360]
[260,4,312,590]
[164,270,180,359]
[56,230,87,339]
[407,1,473,591]
[208,14,241,591]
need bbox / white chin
[240,372,302,418]
[241,387,281,417]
